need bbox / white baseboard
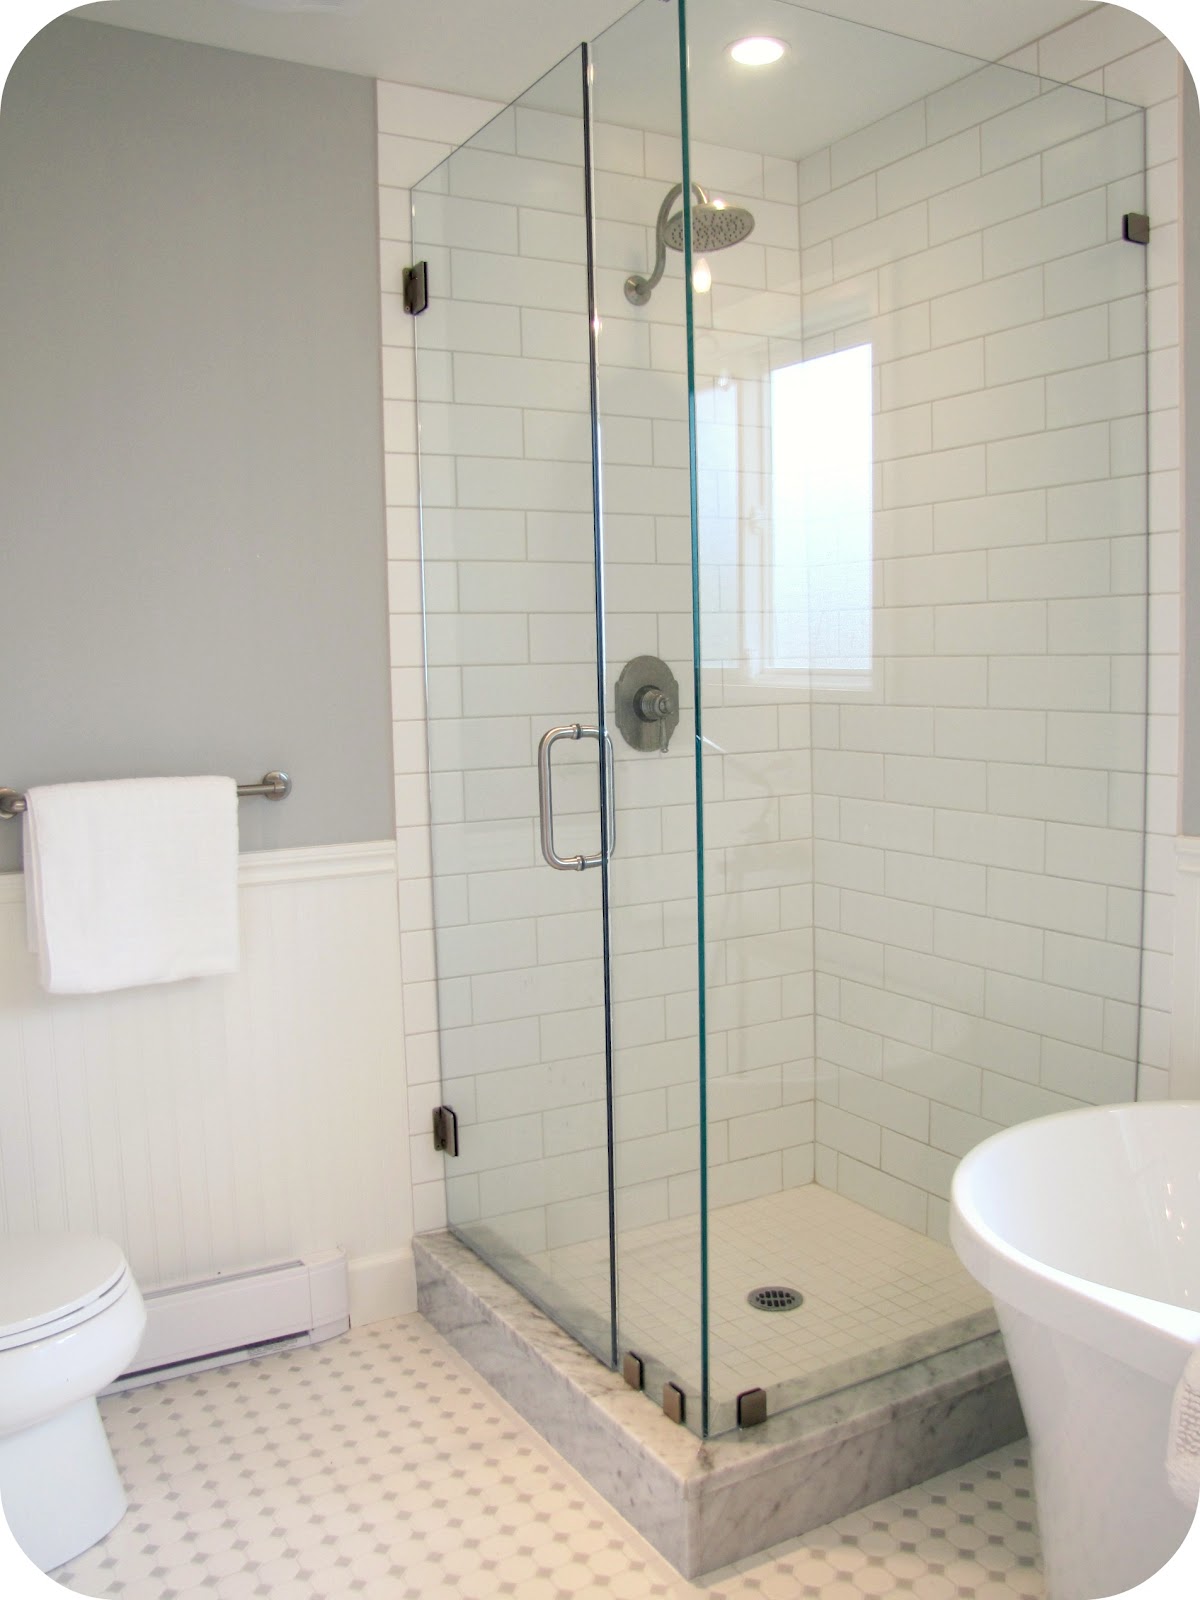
[349,1247,416,1324]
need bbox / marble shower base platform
[414,1230,1025,1578]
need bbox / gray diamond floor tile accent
[50,1314,1042,1599]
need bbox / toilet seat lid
[0,1232,129,1345]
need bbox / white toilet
[0,1232,146,1571]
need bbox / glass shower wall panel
[413,51,618,1365]
[802,69,1147,1227]
[682,0,1148,1432]
[588,0,707,1432]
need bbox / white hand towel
[1167,1344,1200,1504]
[23,776,239,994]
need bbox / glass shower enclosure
[412,0,1148,1439]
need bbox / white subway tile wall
[1037,18,1179,1103]
[379,4,1181,1305]
[798,50,1162,1238]
[670,117,818,1247]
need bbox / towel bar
[0,770,292,819]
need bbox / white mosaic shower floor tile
[532,1185,994,1408]
[50,1314,1041,1600]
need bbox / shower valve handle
[636,686,670,721]
[635,688,672,753]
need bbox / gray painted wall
[1185,67,1200,835]
[0,19,393,868]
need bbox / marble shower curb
[414,1230,1025,1577]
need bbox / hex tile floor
[50,1315,1042,1600]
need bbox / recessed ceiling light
[728,36,787,67]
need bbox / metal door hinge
[403,261,430,315]
[737,1387,768,1429]
[1123,213,1150,245]
[432,1105,458,1156]
[662,1382,686,1424]
[622,1352,645,1390]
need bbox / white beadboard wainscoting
[0,840,415,1324]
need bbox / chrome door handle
[537,724,616,871]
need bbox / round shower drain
[747,1285,803,1313]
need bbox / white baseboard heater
[107,1249,350,1393]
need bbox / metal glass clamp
[537,724,615,871]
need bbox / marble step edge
[413,1227,1016,1485]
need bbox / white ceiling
[584,0,1109,160]
[68,0,637,100]
[69,0,1101,112]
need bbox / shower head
[662,203,756,253]
[624,182,756,307]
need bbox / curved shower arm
[625,181,709,305]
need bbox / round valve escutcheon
[615,655,680,753]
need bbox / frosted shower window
[769,344,872,677]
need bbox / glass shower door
[412,50,617,1364]
[589,0,707,1433]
